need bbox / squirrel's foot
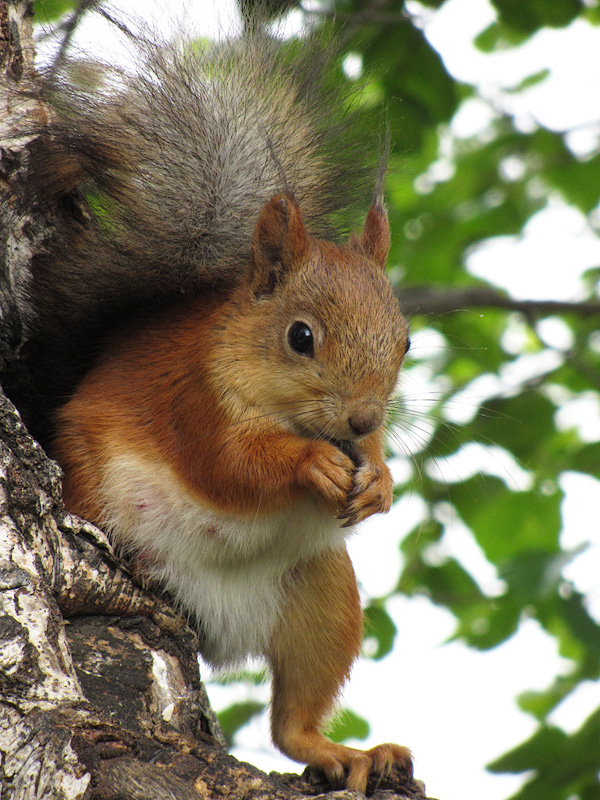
[338,457,393,527]
[298,440,354,512]
[321,742,413,794]
[280,730,412,794]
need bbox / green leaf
[449,478,562,564]
[544,152,600,213]
[474,21,531,52]
[453,596,522,649]
[518,672,586,720]
[489,711,600,800]
[499,548,584,600]
[573,444,600,478]
[491,0,582,33]
[488,725,569,773]
[399,551,486,615]
[505,69,551,93]
[327,709,370,743]
[476,392,558,466]
[552,594,600,662]
[217,701,266,746]
[584,5,600,25]
[363,604,397,660]
[33,0,76,23]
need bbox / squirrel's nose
[347,404,384,437]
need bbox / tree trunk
[0,2,431,798]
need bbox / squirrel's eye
[288,321,314,356]
[405,336,411,354]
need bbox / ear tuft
[352,202,390,270]
[251,193,308,296]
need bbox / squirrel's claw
[298,440,355,512]
[341,457,394,526]
[346,483,362,500]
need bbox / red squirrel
[25,18,412,793]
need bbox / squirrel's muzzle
[347,402,384,438]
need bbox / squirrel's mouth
[329,438,363,468]
[294,418,368,458]
[296,423,361,463]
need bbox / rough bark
[0,2,432,799]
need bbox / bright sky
[38,2,600,799]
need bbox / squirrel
[21,12,412,794]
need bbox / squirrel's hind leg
[267,546,412,793]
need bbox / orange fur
[54,194,412,792]
[57,296,356,517]
[270,548,411,792]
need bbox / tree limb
[397,285,600,320]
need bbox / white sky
[38,2,600,799]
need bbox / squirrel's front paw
[338,456,393,527]
[297,441,354,512]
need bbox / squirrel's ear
[251,193,308,296]
[351,202,390,270]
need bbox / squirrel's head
[223,193,409,445]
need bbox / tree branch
[397,285,600,320]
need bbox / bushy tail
[35,17,375,288]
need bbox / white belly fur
[98,454,349,665]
